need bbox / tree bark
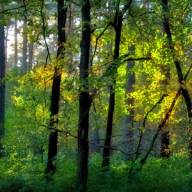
[77,0,91,191]
[14,18,18,68]
[122,45,135,160]
[28,42,33,70]
[46,0,67,175]
[160,64,171,158]
[22,18,28,73]
[102,5,123,170]
[0,11,5,157]
[160,130,170,157]
[161,0,192,163]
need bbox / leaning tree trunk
[161,0,192,163]
[0,10,5,157]
[77,0,91,191]
[46,0,67,175]
[102,7,123,170]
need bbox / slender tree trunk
[160,130,170,157]
[22,19,28,73]
[66,2,74,73]
[0,12,5,157]
[28,42,33,70]
[161,0,192,163]
[46,0,67,175]
[122,45,135,160]
[5,25,8,71]
[92,127,100,153]
[77,0,91,191]
[160,0,171,158]
[90,108,100,153]
[102,6,123,170]
[14,18,18,68]
[160,64,170,158]
[67,2,74,36]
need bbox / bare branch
[90,22,113,66]
[123,57,151,62]
[0,6,25,14]
[135,94,168,160]
[42,124,78,139]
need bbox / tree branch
[90,22,113,66]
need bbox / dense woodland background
[0,0,192,191]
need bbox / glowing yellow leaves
[12,95,24,107]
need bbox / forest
[0,0,192,191]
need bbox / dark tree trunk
[160,64,170,158]
[102,8,123,170]
[140,90,180,166]
[77,0,91,191]
[46,0,67,175]
[122,45,135,160]
[0,14,5,157]
[161,0,192,162]
[160,130,170,157]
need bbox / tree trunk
[122,45,135,160]
[160,130,170,157]
[46,0,67,175]
[28,42,33,70]
[102,7,123,170]
[90,108,100,153]
[90,127,100,153]
[160,65,170,158]
[5,24,9,71]
[77,0,91,191]
[0,12,5,157]
[14,18,18,68]
[161,0,192,163]
[22,18,28,73]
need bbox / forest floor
[0,154,191,192]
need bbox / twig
[42,124,78,139]
[22,0,27,21]
[123,57,151,62]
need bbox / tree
[46,0,67,175]
[122,45,135,159]
[28,42,33,70]
[14,18,18,68]
[22,18,28,73]
[160,64,170,158]
[102,0,133,170]
[0,6,5,157]
[77,0,91,191]
[161,0,192,163]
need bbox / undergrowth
[0,154,191,192]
